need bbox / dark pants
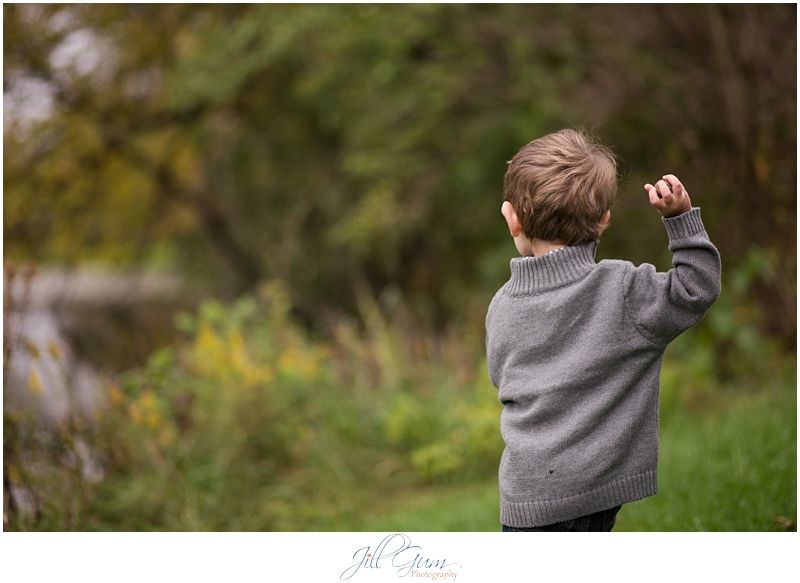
[502,505,622,532]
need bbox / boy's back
[486,129,721,530]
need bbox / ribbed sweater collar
[507,240,599,295]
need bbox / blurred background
[3,4,796,531]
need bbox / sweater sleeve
[622,207,722,347]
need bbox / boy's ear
[501,201,523,237]
[598,209,611,234]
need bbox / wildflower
[128,402,142,424]
[229,330,273,386]
[107,382,125,406]
[278,345,323,381]
[139,390,158,409]
[144,409,162,429]
[191,322,228,376]
[127,389,164,429]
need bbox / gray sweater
[485,207,721,527]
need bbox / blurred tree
[5,4,263,286]
[4,4,796,344]
[572,4,796,343]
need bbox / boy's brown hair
[503,128,618,245]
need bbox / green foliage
[6,277,794,531]
[383,373,501,482]
[360,382,796,532]
[659,248,794,413]
[5,282,501,530]
[5,4,795,336]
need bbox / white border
[1,532,799,581]
[2,2,798,582]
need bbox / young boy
[485,128,721,531]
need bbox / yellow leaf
[27,369,44,394]
[8,464,21,483]
[47,340,62,361]
[23,338,40,359]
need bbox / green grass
[359,481,501,532]
[357,383,796,532]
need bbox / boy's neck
[529,239,567,257]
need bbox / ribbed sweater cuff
[500,471,658,528]
[662,207,705,240]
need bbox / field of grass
[358,381,796,532]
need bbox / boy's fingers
[644,184,659,206]
[662,174,684,198]
[646,182,662,200]
[657,180,673,204]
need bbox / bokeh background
[3,4,796,531]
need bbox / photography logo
[340,534,461,580]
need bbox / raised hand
[644,174,692,218]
